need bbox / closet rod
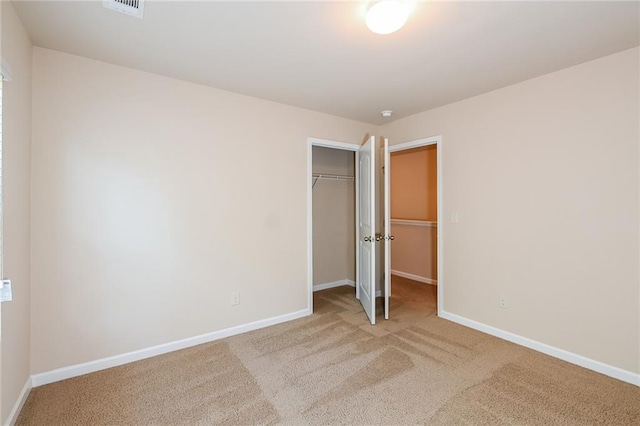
[312,173,354,188]
[312,173,354,181]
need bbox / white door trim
[307,137,361,313]
[388,136,440,153]
[387,135,444,317]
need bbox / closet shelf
[312,173,354,181]
[390,219,437,227]
[312,173,354,188]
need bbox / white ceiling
[13,1,640,125]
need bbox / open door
[357,135,376,324]
[383,138,391,320]
[355,136,391,324]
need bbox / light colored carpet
[17,278,640,425]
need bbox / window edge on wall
[1,57,13,81]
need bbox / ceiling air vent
[103,0,145,19]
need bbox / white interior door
[383,138,391,320]
[357,135,376,325]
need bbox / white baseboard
[439,310,640,387]
[313,279,355,292]
[31,308,311,387]
[391,270,437,285]
[312,279,381,299]
[5,377,32,426]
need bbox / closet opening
[307,135,443,320]
[310,146,357,296]
[306,138,362,314]
[387,141,439,316]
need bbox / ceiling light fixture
[366,1,409,35]
[381,110,393,118]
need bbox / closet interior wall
[312,146,356,288]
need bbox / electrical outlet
[498,295,508,309]
[231,291,240,306]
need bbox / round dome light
[366,1,409,35]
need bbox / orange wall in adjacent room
[390,145,437,221]
[390,145,438,283]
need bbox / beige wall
[1,2,32,423]
[312,146,355,285]
[390,146,438,282]
[381,47,640,374]
[30,47,373,374]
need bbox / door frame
[307,137,361,313]
[306,135,444,317]
[387,135,444,317]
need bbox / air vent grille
[103,0,145,19]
